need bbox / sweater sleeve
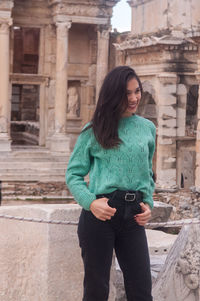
[143,123,156,209]
[65,129,96,210]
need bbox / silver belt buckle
[125,192,136,202]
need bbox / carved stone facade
[114,0,200,192]
[0,0,119,153]
[1,0,200,193]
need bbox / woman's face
[122,77,142,117]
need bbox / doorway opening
[11,84,40,145]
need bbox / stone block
[158,94,176,106]
[146,229,177,256]
[177,84,187,96]
[150,201,173,223]
[156,169,177,188]
[157,127,177,137]
[153,224,200,301]
[158,105,176,119]
[158,137,173,145]
[50,134,70,153]
[159,118,177,128]
[0,135,11,152]
[0,204,116,301]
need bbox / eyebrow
[126,87,141,92]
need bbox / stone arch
[137,81,157,126]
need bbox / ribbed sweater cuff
[143,198,154,209]
[76,191,96,211]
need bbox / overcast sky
[111,0,131,32]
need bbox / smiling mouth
[128,103,138,109]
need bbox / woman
[66,66,156,301]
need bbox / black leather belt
[97,190,143,202]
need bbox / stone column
[195,67,200,189]
[176,84,187,137]
[0,21,12,151]
[155,74,178,189]
[50,21,71,153]
[96,26,110,102]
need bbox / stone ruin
[0,0,200,198]
[0,203,200,301]
[0,1,200,299]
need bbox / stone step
[0,174,65,182]
[0,167,66,172]
[0,156,68,162]
[0,162,68,169]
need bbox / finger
[135,217,149,225]
[140,202,150,211]
[135,214,151,221]
[106,206,116,215]
[135,213,151,221]
[134,211,150,219]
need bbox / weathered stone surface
[146,229,177,256]
[129,0,200,35]
[153,224,200,301]
[151,255,167,285]
[150,201,173,223]
[0,204,116,301]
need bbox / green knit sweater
[66,114,156,210]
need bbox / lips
[128,103,138,109]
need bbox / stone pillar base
[50,133,70,154]
[0,134,11,152]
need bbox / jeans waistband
[97,189,143,202]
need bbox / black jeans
[78,190,153,301]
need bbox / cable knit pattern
[66,114,156,210]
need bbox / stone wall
[129,0,200,35]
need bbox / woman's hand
[134,202,151,226]
[90,198,116,221]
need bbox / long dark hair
[84,66,142,149]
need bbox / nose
[128,92,137,102]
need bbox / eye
[135,88,141,94]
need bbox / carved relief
[52,4,112,18]
[67,87,80,118]
[0,22,10,34]
[114,34,198,51]
[176,240,200,291]
[98,26,110,40]
[56,22,71,38]
[153,225,200,301]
